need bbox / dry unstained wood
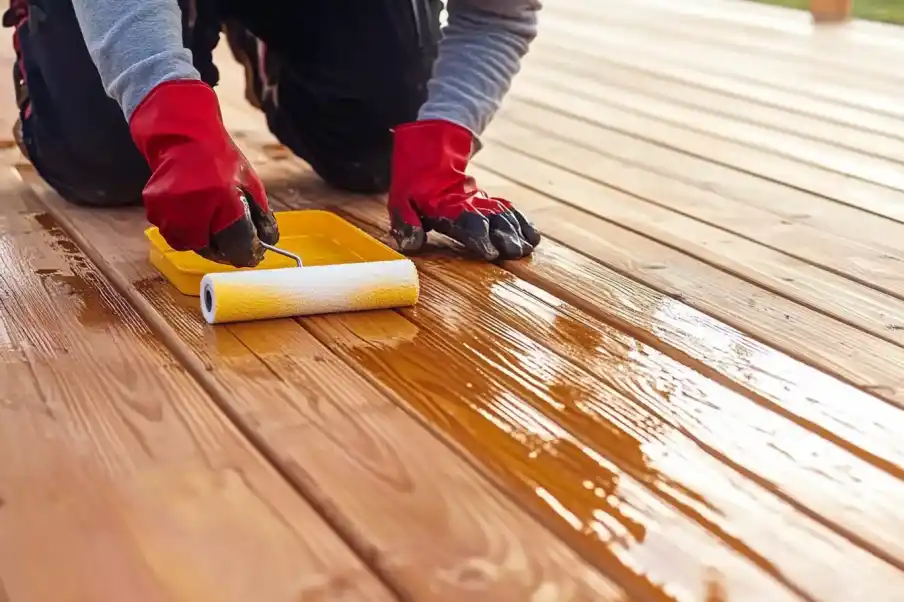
[478,118,904,348]
[538,14,904,119]
[516,63,904,189]
[0,173,393,602]
[552,1,875,71]
[540,8,904,98]
[492,95,904,262]
[23,173,624,602]
[529,36,904,141]
[523,50,904,164]
[608,0,869,36]
[505,77,904,223]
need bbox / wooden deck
[3,0,904,600]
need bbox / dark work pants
[3,0,441,207]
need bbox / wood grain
[229,124,904,485]
[523,49,904,163]
[537,13,904,120]
[479,116,904,345]
[315,189,904,545]
[496,69,904,257]
[0,171,394,602]
[515,69,904,191]
[272,190,904,602]
[504,74,904,222]
[528,34,904,141]
[23,171,625,602]
[541,204,904,402]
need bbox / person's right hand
[129,80,279,268]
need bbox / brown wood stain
[0,178,393,602]
[8,5,904,601]
[258,193,904,601]
[311,189,904,484]
[26,174,627,602]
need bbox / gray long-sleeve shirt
[69,0,540,138]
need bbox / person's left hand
[387,119,540,260]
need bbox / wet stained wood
[0,174,393,602]
[477,119,904,346]
[531,206,904,406]
[23,174,624,602]
[230,129,904,474]
[286,199,904,602]
[315,193,904,540]
[258,161,904,494]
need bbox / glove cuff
[129,79,227,169]
[393,118,478,159]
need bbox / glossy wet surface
[6,0,904,600]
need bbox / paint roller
[198,194,419,325]
[200,242,419,324]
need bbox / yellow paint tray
[145,209,407,296]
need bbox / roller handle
[236,187,304,268]
[260,242,303,267]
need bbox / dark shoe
[222,20,283,111]
[13,117,26,159]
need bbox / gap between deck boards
[19,149,904,599]
[15,165,628,602]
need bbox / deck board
[236,144,904,599]
[290,195,904,602]
[475,130,904,337]
[506,75,904,220]
[554,2,904,81]
[24,174,621,602]
[0,170,394,602]
[470,142,904,396]
[539,10,904,115]
[530,37,904,140]
[6,0,904,600]
[488,99,904,261]
[219,57,904,594]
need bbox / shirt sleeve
[417,0,541,139]
[70,0,201,120]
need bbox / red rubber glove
[387,119,541,261]
[129,80,279,268]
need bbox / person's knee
[38,161,146,207]
[61,178,145,207]
[314,150,392,195]
[20,115,150,207]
